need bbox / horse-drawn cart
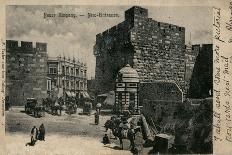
[42,97,63,115]
[25,98,45,117]
[83,102,92,115]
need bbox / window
[66,67,69,75]
[76,81,79,89]
[71,81,74,88]
[80,82,83,90]
[128,83,137,87]
[76,69,79,76]
[51,81,56,89]
[66,81,69,88]
[80,70,83,77]
[49,67,57,74]
[71,68,74,75]
[62,80,65,87]
[62,66,65,74]
[47,80,51,91]
[117,83,123,87]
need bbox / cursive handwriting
[213,7,225,43]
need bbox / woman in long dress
[39,124,45,141]
[30,126,38,144]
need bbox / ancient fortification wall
[6,40,47,105]
[94,6,186,94]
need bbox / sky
[6,5,212,79]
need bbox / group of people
[119,118,144,154]
[103,115,144,154]
[27,124,46,146]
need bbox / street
[5,107,132,155]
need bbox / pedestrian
[95,111,99,125]
[96,102,102,114]
[134,127,144,155]
[104,119,112,132]
[102,134,110,145]
[128,125,135,152]
[38,123,45,141]
[30,126,38,145]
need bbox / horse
[65,100,77,115]
[42,98,53,112]
[42,98,63,115]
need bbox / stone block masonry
[94,6,186,94]
[6,40,48,106]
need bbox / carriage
[65,101,77,115]
[63,96,77,115]
[25,98,45,117]
[82,101,92,115]
[42,97,63,115]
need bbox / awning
[66,91,72,97]
[97,94,107,97]
[103,91,115,106]
[81,92,90,99]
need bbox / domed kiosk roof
[117,64,139,83]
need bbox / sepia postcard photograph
[0,0,231,154]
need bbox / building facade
[6,40,47,105]
[94,6,186,94]
[47,56,88,100]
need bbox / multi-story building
[6,40,47,105]
[94,6,186,94]
[47,56,88,100]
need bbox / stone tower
[94,6,185,94]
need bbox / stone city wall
[6,40,47,105]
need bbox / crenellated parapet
[6,40,47,52]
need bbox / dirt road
[3,134,131,155]
[4,107,132,155]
